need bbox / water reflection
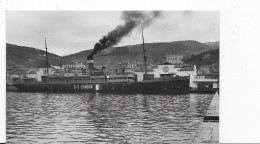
[7,92,213,144]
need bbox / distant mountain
[6,40,217,69]
[6,44,62,69]
[184,48,219,67]
[204,41,219,49]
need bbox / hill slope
[63,40,215,65]
[6,44,62,69]
[184,48,219,66]
[6,40,217,69]
[204,41,219,49]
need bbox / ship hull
[13,78,190,94]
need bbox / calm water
[6,92,214,144]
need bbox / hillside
[63,40,215,65]
[61,49,93,64]
[6,40,217,69]
[6,44,62,69]
[184,48,219,66]
[204,41,219,49]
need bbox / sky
[6,11,219,56]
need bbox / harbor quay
[193,92,219,143]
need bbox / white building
[166,55,183,64]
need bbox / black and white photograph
[5,10,219,144]
[2,0,260,143]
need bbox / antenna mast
[45,37,49,75]
[142,26,147,78]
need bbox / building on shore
[191,63,219,91]
[165,55,184,68]
[193,73,219,90]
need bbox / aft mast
[142,27,148,79]
[45,37,49,75]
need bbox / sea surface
[6,92,214,144]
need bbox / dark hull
[13,78,190,95]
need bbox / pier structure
[193,92,219,143]
[191,73,219,93]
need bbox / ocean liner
[13,30,190,94]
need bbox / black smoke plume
[88,11,161,59]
